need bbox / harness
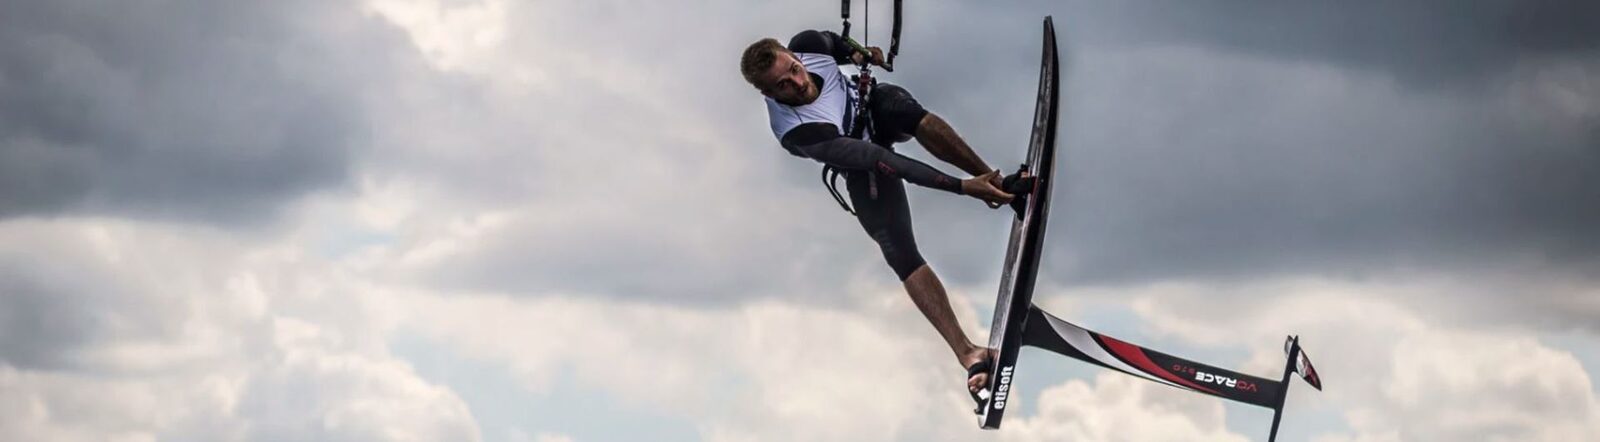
[822,0,903,215]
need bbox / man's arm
[782,123,962,194]
[915,113,995,177]
[787,30,857,65]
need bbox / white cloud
[505,428,575,442]
[1362,331,1600,441]
[10,213,1590,442]
[534,432,576,442]
[999,373,1249,442]
[1116,279,1600,442]
[395,289,975,442]
[388,282,1272,442]
[364,0,513,74]
[0,218,479,441]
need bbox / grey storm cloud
[862,2,1600,292]
[1041,46,1598,284]
[0,0,412,224]
[1022,0,1600,86]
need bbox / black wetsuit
[768,30,961,280]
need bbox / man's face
[758,50,819,106]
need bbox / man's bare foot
[962,346,997,394]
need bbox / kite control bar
[839,0,901,72]
[839,0,901,140]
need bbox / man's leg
[845,169,993,392]
[867,84,1001,188]
[914,112,996,178]
[903,264,995,392]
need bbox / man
[740,29,1029,401]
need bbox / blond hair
[740,38,788,89]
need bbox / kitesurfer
[740,30,1028,400]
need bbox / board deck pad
[977,15,1060,430]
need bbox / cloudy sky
[2,0,1597,441]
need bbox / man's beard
[775,77,821,106]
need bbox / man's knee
[861,220,926,281]
[884,246,927,281]
[870,84,929,143]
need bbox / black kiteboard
[976,15,1060,430]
